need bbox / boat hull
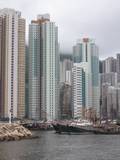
[52,123,120,135]
[52,123,92,134]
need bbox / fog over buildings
[0,0,120,58]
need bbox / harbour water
[0,131,120,160]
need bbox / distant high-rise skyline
[0,0,120,58]
[0,6,119,122]
[101,83,120,120]
[100,54,120,83]
[100,53,120,120]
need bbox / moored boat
[52,120,93,134]
[52,120,120,135]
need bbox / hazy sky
[0,0,120,58]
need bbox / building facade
[29,14,59,121]
[29,21,41,120]
[101,84,120,120]
[72,64,86,118]
[25,46,29,118]
[100,57,117,74]
[60,54,72,83]
[0,8,25,119]
[117,54,120,73]
[18,16,26,119]
[100,72,118,87]
[72,38,100,119]
[59,82,72,119]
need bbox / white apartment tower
[72,64,85,118]
[42,21,59,121]
[72,38,100,118]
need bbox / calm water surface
[0,131,120,160]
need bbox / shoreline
[0,123,33,142]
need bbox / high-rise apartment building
[59,54,72,119]
[29,18,41,120]
[117,54,120,73]
[100,73,118,87]
[100,57,116,73]
[107,86,120,120]
[73,44,82,63]
[101,84,120,120]
[25,45,29,118]
[18,15,25,119]
[72,64,86,118]
[105,57,116,73]
[72,38,100,118]
[101,83,110,119]
[116,54,120,83]
[60,54,73,83]
[60,82,72,119]
[100,54,120,120]
[0,8,25,119]
[99,60,106,73]
[29,14,59,121]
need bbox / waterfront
[0,131,120,160]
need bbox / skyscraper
[25,45,29,118]
[107,86,120,120]
[29,17,41,120]
[117,54,120,72]
[99,60,106,73]
[72,38,100,118]
[105,57,116,73]
[72,63,86,118]
[100,54,120,119]
[59,82,72,119]
[18,14,26,119]
[100,57,117,73]
[101,84,120,120]
[116,54,120,83]
[100,72,118,87]
[29,14,59,121]
[73,43,82,63]
[0,8,25,119]
[59,54,72,119]
[60,54,73,83]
